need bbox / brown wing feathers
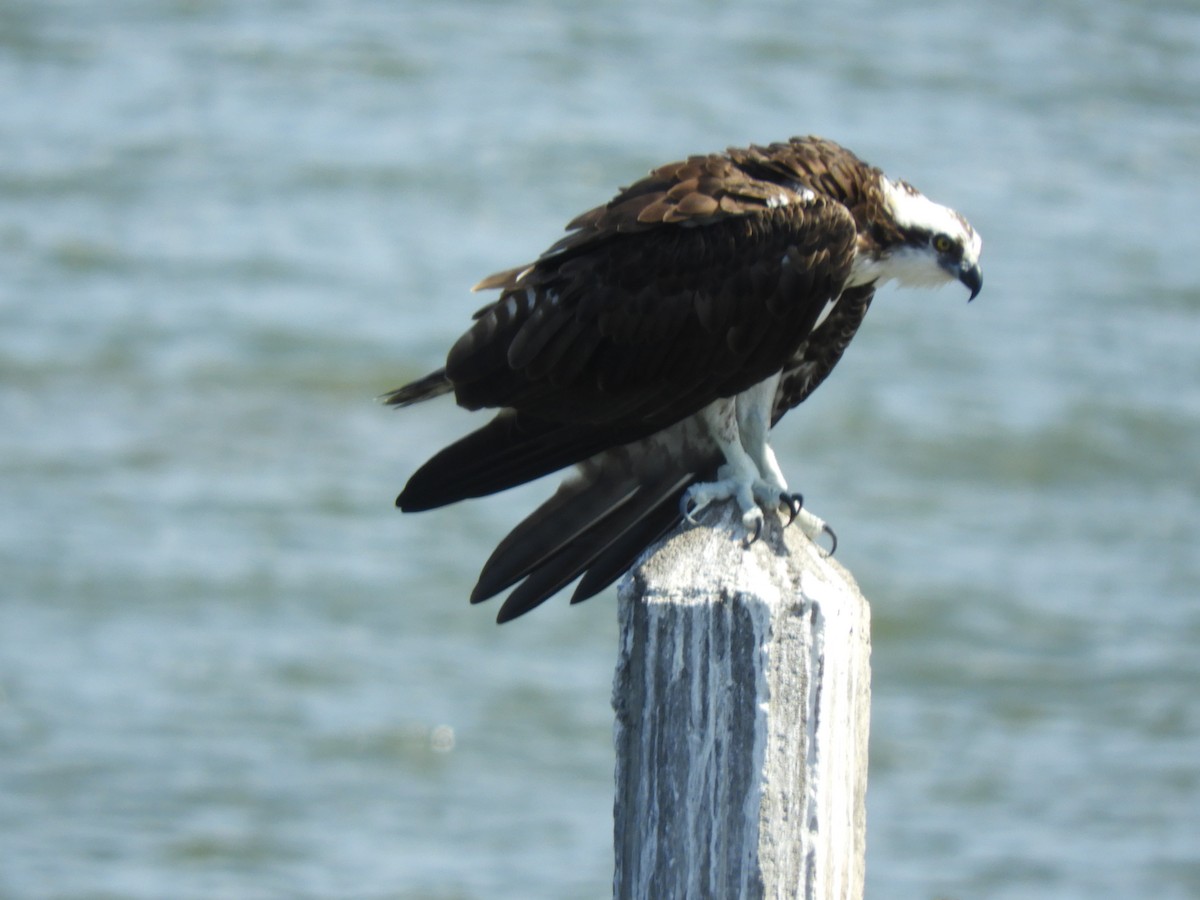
[397,203,852,517]
[396,412,649,512]
[391,136,876,618]
[773,283,877,426]
[444,204,852,424]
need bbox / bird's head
[853,177,984,300]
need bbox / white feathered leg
[681,374,832,547]
[735,375,788,501]
[680,396,769,535]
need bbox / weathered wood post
[612,502,871,900]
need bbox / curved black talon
[743,516,764,547]
[779,492,804,526]
[680,494,700,524]
[820,523,838,558]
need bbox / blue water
[2,1,1199,897]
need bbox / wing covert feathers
[446,200,855,426]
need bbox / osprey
[388,136,983,622]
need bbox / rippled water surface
[2,1,1199,897]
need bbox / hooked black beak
[959,262,983,301]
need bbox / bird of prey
[387,136,983,622]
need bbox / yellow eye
[933,234,955,253]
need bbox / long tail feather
[569,480,695,604]
[470,472,641,603]
[491,472,696,623]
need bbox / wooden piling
[612,503,871,899]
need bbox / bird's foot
[680,479,838,554]
[681,478,804,546]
